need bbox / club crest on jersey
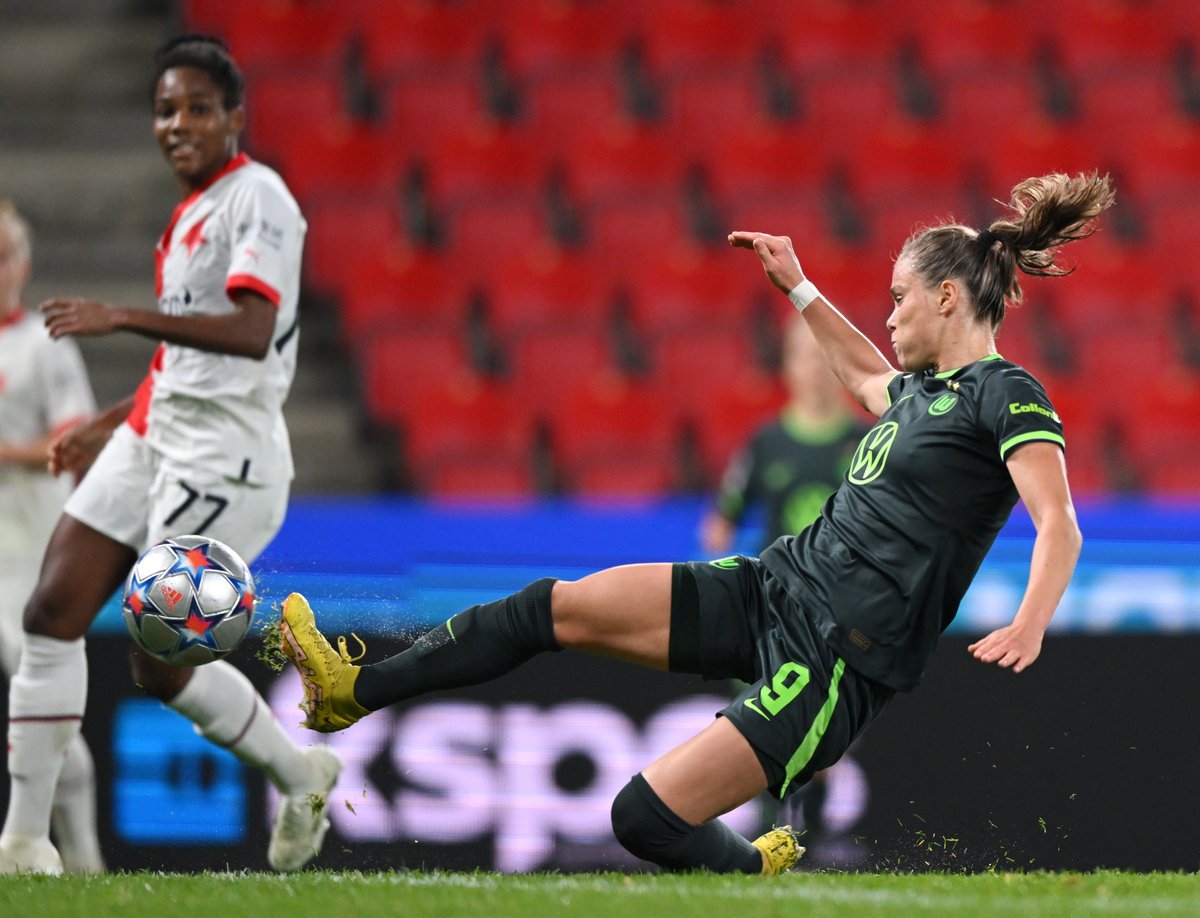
[848,422,899,485]
[928,394,958,416]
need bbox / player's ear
[937,278,960,315]
[228,104,246,137]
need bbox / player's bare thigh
[643,716,770,824]
[23,514,137,640]
[551,562,672,669]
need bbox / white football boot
[0,835,63,875]
[267,744,343,871]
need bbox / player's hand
[728,231,806,294]
[700,513,735,555]
[967,622,1043,673]
[48,416,111,477]
[40,297,122,339]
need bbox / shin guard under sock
[610,773,763,873]
[354,578,559,711]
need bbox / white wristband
[786,279,820,311]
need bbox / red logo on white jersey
[183,217,208,257]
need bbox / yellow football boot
[752,825,806,875]
[279,592,370,733]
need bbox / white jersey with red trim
[0,308,96,567]
[136,153,305,485]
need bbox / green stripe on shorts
[779,657,846,798]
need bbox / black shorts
[670,556,894,800]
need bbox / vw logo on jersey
[928,394,958,416]
[848,422,898,485]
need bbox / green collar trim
[933,353,1003,378]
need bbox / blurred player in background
[0,201,103,873]
[702,315,870,555]
[0,36,340,875]
[279,171,1110,875]
[700,315,870,854]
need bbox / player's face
[153,67,245,192]
[886,255,941,372]
[782,319,841,401]
[0,221,30,314]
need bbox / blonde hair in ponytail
[900,171,1116,330]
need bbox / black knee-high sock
[611,774,763,874]
[353,578,560,711]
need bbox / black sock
[611,773,763,874]
[353,578,560,711]
[801,777,828,836]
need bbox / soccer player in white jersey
[0,36,342,875]
[0,201,104,873]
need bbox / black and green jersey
[715,412,871,549]
[760,354,1065,692]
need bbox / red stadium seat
[360,328,473,428]
[353,0,493,79]
[522,73,627,157]
[802,70,900,158]
[190,2,354,72]
[563,130,688,202]
[620,247,762,334]
[339,247,476,340]
[636,2,768,74]
[653,329,759,408]
[570,453,678,496]
[302,198,398,297]
[245,70,345,163]
[486,249,616,334]
[662,72,769,158]
[274,119,402,202]
[588,199,689,262]
[705,123,832,203]
[550,374,674,469]
[447,200,550,264]
[509,327,615,416]
[501,3,635,75]
[382,71,485,158]
[427,127,551,204]
[402,378,535,469]
[420,453,535,499]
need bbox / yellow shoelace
[335,633,367,664]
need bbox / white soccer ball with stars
[122,535,257,666]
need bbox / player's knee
[128,645,192,701]
[611,774,681,861]
[22,584,64,638]
[549,578,591,649]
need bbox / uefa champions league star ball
[122,535,257,666]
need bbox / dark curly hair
[151,34,244,109]
[900,172,1116,331]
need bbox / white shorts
[64,423,290,564]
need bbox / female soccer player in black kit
[280,171,1113,874]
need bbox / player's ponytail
[901,171,1115,331]
[152,34,245,110]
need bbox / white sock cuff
[10,633,87,718]
[168,660,258,747]
[20,632,85,663]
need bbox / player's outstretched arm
[41,289,276,359]
[729,231,895,416]
[968,441,1082,672]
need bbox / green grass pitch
[2,870,1199,917]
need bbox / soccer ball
[122,535,256,666]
